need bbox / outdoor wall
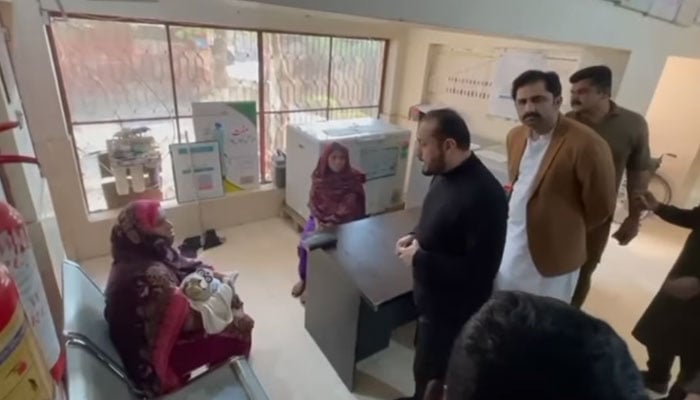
[645,57,700,207]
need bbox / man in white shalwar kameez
[495,70,617,302]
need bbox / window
[50,16,387,212]
[261,35,385,179]
[51,19,176,212]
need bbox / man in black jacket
[396,108,508,400]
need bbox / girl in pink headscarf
[291,142,366,299]
[104,200,254,397]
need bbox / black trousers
[411,317,464,400]
[647,347,700,400]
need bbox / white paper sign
[192,102,260,190]
[171,141,225,203]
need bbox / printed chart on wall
[424,46,496,126]
[546,53,582,114]
[193,101,260,191]
[489,49,580,120]
[171,141,225,203]
[489,50,547,120]
[424,45,580,126]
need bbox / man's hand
[397,239,420,266]
[636,191,660,212]
[396,234,415,253]
[612,217,639,245]
[662,276,700,301]
[684,393,700,400]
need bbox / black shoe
[640,370,670,394]
[179,236,202,258]
[202,229,225,250]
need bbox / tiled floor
[80,215,689,400]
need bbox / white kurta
[495,133,580,302]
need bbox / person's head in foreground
[511,70,563,134]
[416,108,471,176]
[438,291,648,400]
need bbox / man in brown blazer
[494,70,616,302]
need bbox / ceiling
[605,0,700,26]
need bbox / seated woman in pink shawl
[291,141,366,298]
[104,200,254,397]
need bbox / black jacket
[412,155,508,323]
[633,203,700,357]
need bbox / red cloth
[170,335,252,378]
[131,199,161,230]
[309,142,366,225]
[151,288,191,392]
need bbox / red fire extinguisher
[0,120,65,382]
[0,202,65,382]
[0,264,55,399]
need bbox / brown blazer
[506,115,616,277]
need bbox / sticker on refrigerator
[360,146,399,181]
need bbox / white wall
[392,27,631,207]
[247,0,700,116]
[14,0,407,260]
[390,27,630,144]
[645,57,700,207]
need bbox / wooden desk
[304,209,420,390]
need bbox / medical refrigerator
[285,118,411,220]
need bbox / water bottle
[213,122,226,174]
[272,150,286,189]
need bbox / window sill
[87,183,280,223]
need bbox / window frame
[46,12,390,212]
